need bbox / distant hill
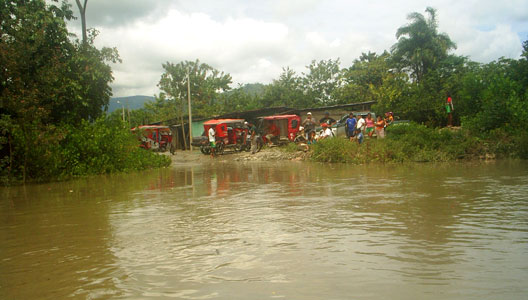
[224,83,267,97]
[239,83,266,96]
[107,95,154,113]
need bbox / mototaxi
[131,125,172,152]
[258,114,301,145]
[193,119,248,155]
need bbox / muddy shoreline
[167,147,307,166]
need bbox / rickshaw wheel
[234,142,244,152]
[216,141,225,155]
[200,146,210,155]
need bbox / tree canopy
[391,7,456,82]
[157,60,232,118]
[0,0,120,182]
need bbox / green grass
[309,123,525,164]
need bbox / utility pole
[126,98,131,126]
[117,100,125,122]
[187,67,193,151]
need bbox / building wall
[191,121,205,137]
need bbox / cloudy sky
[66,0,528,97]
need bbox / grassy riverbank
[310,123,528,163]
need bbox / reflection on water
[1,160,528,299]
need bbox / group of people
[205,111,395,157]
[293,112,334,147]
[343,112,392,144]
[294,111,394,147]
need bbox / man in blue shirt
[345,112,357,141]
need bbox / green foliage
[261,67,305,108]
[219,85,262,112]
[59,118,170,176]
[302,59,343,106]
[308,123,521,164]
[338,52,391,104]
[0,1,119,126]
[459,58,528,132]
[157,59,232,118]
[0,118,170,184]
[280,142,300,153]
[391,7,456,82]
[0,0,135,184]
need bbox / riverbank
[168,123,527,165]
[168,146,308,166]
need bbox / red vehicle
[192,119,248,155]
[131,125,172,152]
[258,114,301,144]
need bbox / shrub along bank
[0,118,171,184]
[310,123,528,163]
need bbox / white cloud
[449,24,522,62]
[72,0,527,97]
[95,9,291,96]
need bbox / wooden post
[187,68,193,151]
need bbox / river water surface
[1,159,528,299]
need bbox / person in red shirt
[446,94,454,127]
[265,120,280,146]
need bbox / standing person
[384,112,394,127]
[319,112,336,126]
[248,123,259,154]
[446,94,454,127]
[356,114,366,144]
[345,112,357,141]
[208,126,216,157]
[307,130,317,145]
[302,112,317,138]
[375,115,386,138]
[365,113,375,138]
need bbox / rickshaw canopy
[203,119,245,125]
[260,114,299,120]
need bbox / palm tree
[391,7,456,82]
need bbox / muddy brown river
[1,159,528,299]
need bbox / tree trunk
[75,0,88,43]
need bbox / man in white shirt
[355,114,366,144]
[208,126,216,156]
[318,123,333,140]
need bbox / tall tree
[302,59,343,106]
[261,67,304,108]
[337,51,390,103]
[158,60,232,118]
[0,0,119,180]
[75,0,88,43]
[391,7,456,82]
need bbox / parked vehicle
[192,119,248,155]
[131,125,173,152]
[257,114,301,145]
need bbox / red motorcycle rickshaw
[258,114,301,145]
[193,119,248,155]
[131,125,172,152]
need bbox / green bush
[309,123,504,164]
[57,118,170,177]
[1,118,170,183]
